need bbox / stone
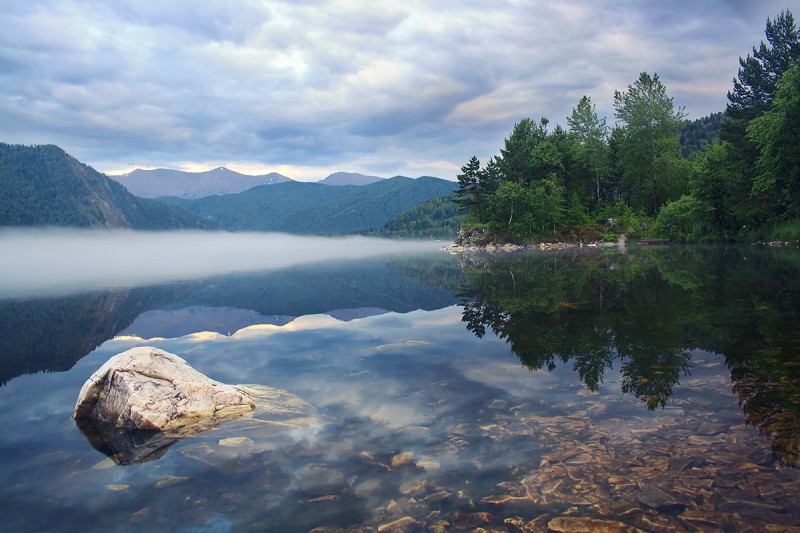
[377,517,418,532]
[155,476,189,489]
[74,347,255,432]
[546,516,639,532]
[296,464,346,496]
[218,436,255,447]
[391,451,415,468]
[73,347,259,464]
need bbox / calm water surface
[0,235,798,532]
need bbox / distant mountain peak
[320,172,384,186]
[111,167,293,198]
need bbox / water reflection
[75,419,178,465]
[2,243,800,531]
[0,253,463,385]
[456,246,800,465]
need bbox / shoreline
[443,240,621,253]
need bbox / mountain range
[111,167,384,198]
[0,143,458,235]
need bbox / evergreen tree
[725,10,800,131]
[454,156,486,222]
[714,9,799,232]
[567,95,609,206]
[499,117,549,184]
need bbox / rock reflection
[456,246,800,465]
[75,418,178,465]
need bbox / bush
[655,194,712,241]
[595,200,652,241]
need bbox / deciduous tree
[613,72,687,215]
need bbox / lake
[1,231,798,532]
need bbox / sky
[1,1,798,182]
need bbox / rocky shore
[443,226,622,253]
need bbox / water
[0,233,798,532]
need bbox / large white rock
[73,347,255,431]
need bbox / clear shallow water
[0,236,798,532]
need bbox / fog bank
[0,229,446,299]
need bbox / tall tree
[717,9,800,231]
[613,72,687,215]
[747,62,800,222]
[499,117,549,184]
[454,156,485,222]
[567,95,609,206]
[725,10,800,133]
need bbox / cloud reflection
[0,229,444,299]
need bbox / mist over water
[0,229,446,299]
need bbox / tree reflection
[456,246,800,465]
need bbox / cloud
[0,0,796,180]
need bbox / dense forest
[362,193,461,239]
[453,10,800,243]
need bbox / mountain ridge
[320,171,383,186]
[160,175,458,234]
[0,143,211,230]
[113,167,395,198]
[112,167,293,198]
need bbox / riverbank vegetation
[453,10,800,244]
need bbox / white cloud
[0,0,797,180]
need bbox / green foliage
[771,219,800,242]
[454,156,497,223]
[595,200,651,240]
[567,95,610,205]
[655,194,713,241]
[689,142,742,238]
[747,62,800,223]
[364,193,461,239]
[715,10,800,236]
[450,9,800,245]
[613,72,688,215]
[680,112,723,157]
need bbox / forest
[453,10,800,243]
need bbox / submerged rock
[73,347,256,463]
[74,347,255,431]
[74,347,320,464]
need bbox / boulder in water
[73,346,255,432]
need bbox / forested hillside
[162,175,457,234]
[0,144,211,229]
[363,193,460,239]
[680,112,723,158]
[453,10,800,244]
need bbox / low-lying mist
[0,229,447,299]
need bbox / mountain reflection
[0,253,463,386]
[456,246,800,465]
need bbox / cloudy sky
[1,1,798,181]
